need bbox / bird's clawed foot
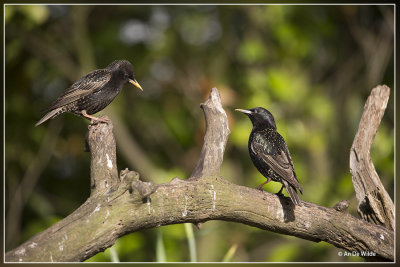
[89,116,111,125]
[256,178,271,191]
[81,110,111,125]
[256,185,265,192]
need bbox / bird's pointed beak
[129,79,143,91]
[235,108,252,115]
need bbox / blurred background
[5,5,394,262]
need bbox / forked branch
[5,87,394,262]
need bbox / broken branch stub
[190,87,231,178]
[349,85,394,230]
[87,117,120,197]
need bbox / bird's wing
[44,69,111,111]
[251,131,302,192]
[280,141,303,193]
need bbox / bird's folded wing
[251,138,301,190]
[44,70,111,111]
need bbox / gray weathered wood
[4,173,394,262]
[5,87,394,262]
[191,87,230,178]
[349,85,394,230]
[87,118,120,197]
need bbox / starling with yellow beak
[36,60,142,126]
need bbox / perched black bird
[235,107,303,206]
[35,60,142,126]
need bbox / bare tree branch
[350,85,394,230]
[86,118,120,197]
[5,87,394,262]
[191,88,230,178]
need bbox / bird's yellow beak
[235,108,252,115]
[129,79,143,91]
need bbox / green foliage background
[5,5,394,262]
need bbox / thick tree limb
[349,85,394,230]
[5,87,394,262]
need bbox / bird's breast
[77,88,120,115]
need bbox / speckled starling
[35,60,142,126]
[235,107,303,206]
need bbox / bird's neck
[252,124,276,132]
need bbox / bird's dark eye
[120,71,129,79]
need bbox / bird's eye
[120,71,129,79]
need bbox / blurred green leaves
[5,4,393,262]
[5,5,49,25]
[238,38,268,64]
[267,239,301,262]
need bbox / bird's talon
[90,119,110,125]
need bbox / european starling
[35,60,142,126]
[235,107,303,206]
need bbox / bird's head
[235,107,277,130]
[108,60,143,91]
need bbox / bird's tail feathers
[298,185,303,195]
[292,171,303,194]
[282,180,302,206]
[35,108,62,127]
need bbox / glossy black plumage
[235,107,303,206]
[35,60,142,126]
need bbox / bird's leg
[256,177,271,191]
[81,110,110,124]
[276,185,284,196]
